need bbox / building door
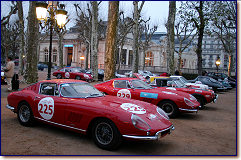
[67,47,73,66]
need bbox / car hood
[147,87,191,98]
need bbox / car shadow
[174,113,203,120]
[203,106,218,111]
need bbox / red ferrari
[52,67,93,82]
[6,79,174,150]
[150,77,218,109]
[94,78,200,118]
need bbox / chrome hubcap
[95,122,113,145]
[19,105,30,123]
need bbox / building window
[128,50,133,66]
[121,49,127,65]
[53,48,57,63]
[145,51,154,66]
[44,48,48,62]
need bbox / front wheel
[195,96,205,110]
[159,101,178,118]
[17,102,35,127]
[57,74,62,79]
[92,119,122,150]
[76,76,81,80]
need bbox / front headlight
[156,107,169,120]
[131,114,151,131]
[84,74,89,78]
[189,94,197,101]
[184,97,195,107]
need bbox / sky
[1,1,173,32]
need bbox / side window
[65,68,70,72]
[40,83,58,96]
[114,80,128,88]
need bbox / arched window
[44,48,48,62]
[53,48,57,63]
[145,51,154,66]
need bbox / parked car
[86,69,104,81]
[149,77,218,109]
[207,72,236,88]
[37,63,48,71]
[115,72,126,78]
[53,67,93,82]
[126,70,157,80]
[94,78,200,118]
[170,75,211,90]
[189,76,227,92]
[6,79,174,150]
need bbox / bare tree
[132,1,145,74]
[24,1,38,83]
[210,1,236,76]
[90,1,99,81]
[17,1,25,75]
[139,19,157,70]
[174,18,196,75]
[104,1,119,81]
[166,1,176,75]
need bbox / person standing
[4,56,15,91]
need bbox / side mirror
[55,90,59,95]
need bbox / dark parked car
[37,63,48,71]
[207,72,236,88]
[86,69,104,81]
[189,76,227,92]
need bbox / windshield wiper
[85,93,102,98]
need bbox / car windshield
[131,80,153,89]
[60,83,103,98]
[208,77,218,83]
[174,79,186,87]
[179,77,189,83]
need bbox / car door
[33,83,66,125]
[113,80,133,99]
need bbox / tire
[76,76,81,80]
[195,96,205,110]
[17,102,35,127]
[159,101,178,118]
[57,74,62,79]
[92,119,122,150]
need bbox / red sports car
[150,77,218,109]
[94,78,200,118]
[6,79,174,150]
[53,67,93,82]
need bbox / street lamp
[215,56,221,72]
[36,1,68,80]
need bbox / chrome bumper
[179,108,198,112]
[6,104,15,112]
[213,94,218,103]
[122,125,175,141]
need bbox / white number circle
[65,72,70,78]
[117,89,131,99]
[38,97,54,120]
[120,103,146,114]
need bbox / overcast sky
[1,1,180,32]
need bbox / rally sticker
[38,97,54,120]
[65,72,70,78]
[117,89,131,99]
[120,103,146,114]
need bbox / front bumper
[179,108,198,113]
[122,125,175,140]
[213,94,218,103]
[6,104,15,112]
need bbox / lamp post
[36,1,67,80]
[215,56,221,72]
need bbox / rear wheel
[76,76,81,80]
[57,74,62,79]
[92,119,122,150]
[17,102,35,127]
[158,101,178,118]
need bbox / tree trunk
[166,1,176,75]
[24,1,38,83]
[91,1,98,81]
[132,1,139,74]
[17,1,25,75]
[196,1,205,75]
[84,43,89,70]
[142,47,146,70]
[104,1,119,81]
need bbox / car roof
[39,79,87,84]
